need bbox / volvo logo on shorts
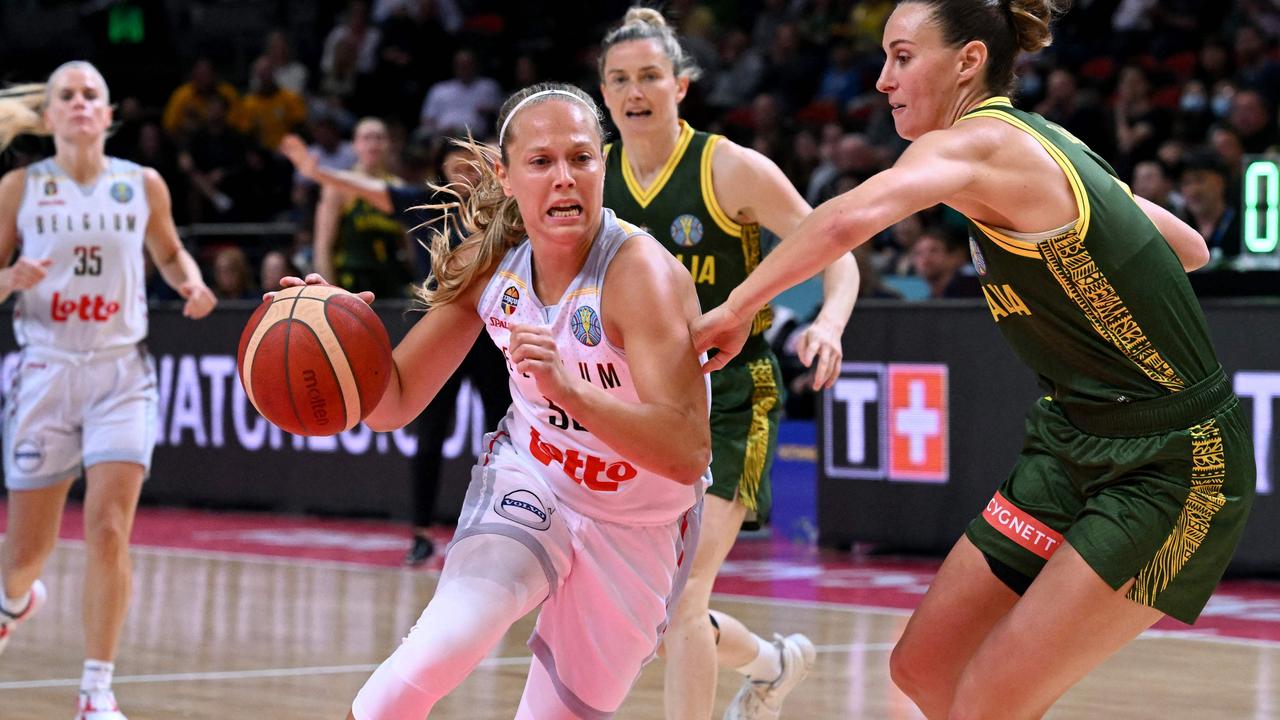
[571,306,602,347]
[969,237,987,276]
[43,180,58,197]
[495,489,552,531]
[670,213,704,247]
[109,181,133,204]
[13,438,44,473]
[501,286,520,315]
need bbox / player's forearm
[813,251,859,329]
[558,380,709,483]
[312,167,394,214]
[158,249,205,291]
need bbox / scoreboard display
[1244,156,1280,266]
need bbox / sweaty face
[44,67,112,143]
[600,39,687,138]
[876,3,963,140]
[498,100,604,248]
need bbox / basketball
[237,284,393,436]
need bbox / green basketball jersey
[957,97,1222,407]
[336,180,406,273]
[603,121,772,366]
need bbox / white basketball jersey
[477,209,710,524]
[14,157,150,352]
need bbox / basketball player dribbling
[278,82,712,719]
[694,1,1255,716]
[0,61,217,720]
[597,9,860,719]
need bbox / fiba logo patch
[571,306,602,346]
[670,213,704,248]
[495,489,552,531]
[109,181,133,204]
[13,438,44,473]
[43,180,58,197]
[969,238,987,276]
[501,286,520,315]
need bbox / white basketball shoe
[723,633,817,720]
[76,689,128,720]
[0,578,47,657]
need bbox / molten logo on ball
[237,285,393,436]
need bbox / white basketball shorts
[3,344,158,490]
[451,429,701,717]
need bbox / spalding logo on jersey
[670,213,704,247]
[501,286,520,315]
[109,181,133,204]
[969,237,987,276]
[571,306,602,346]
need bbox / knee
[888,638,931,704]
[84,515,132,559]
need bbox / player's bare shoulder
[0,166,28,206]
[608,230,700,321]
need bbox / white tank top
[14,157,150,352]
[477,208,710,524]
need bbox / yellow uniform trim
[613,217,641,235]
[496,270,527,290]
[700,135,743,236]
[738,357,780,512]
[971,225,1042,259]
[961,100,1186,392]
[618,120,695,208]
[1128,418,1227,608]
[564,286,599,300]
[603,143,613,159]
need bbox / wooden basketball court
[2,507,1279,719]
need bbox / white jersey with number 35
[14,157,150,352]
[476,209,709,525]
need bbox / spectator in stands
[322,0,382,78]
[372,0,456,127]
[758,22,819,112]
[177,93,251,222]
[1113,64,1171,177]
[1180,149,1241,264]
[877,212,927,278]
[312,117,410,298]
[816,43,864,111]
[161,58,241,143]
[258,30,309,96]
[1233,25,1280,103]
[1035,68,1112,157]
[1228,89,1277,153]
[213,246,256,300]
[706,30,765,112]
[1209,123,1245,201]
[258,249,299,297]
[236,57,307,150]
[1132,159,1185,217]
[910,226,969,299]
[417,48,503,135]
[813,133,882,204]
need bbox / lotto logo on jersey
[528,428,637,491]
[50,292,121,322]
[823,362,949,483]
[571,306,602,347]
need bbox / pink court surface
[4,502,1280,718]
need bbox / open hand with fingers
[691,303,752,373]
[264,273,375,306]
[509,322,577,405]
[178,281,218,319]
[794,316,844,390]
[277,134,318,179]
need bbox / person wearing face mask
[695,1,1254,716]
[276,82,713,719]
[0,62,217,720]
[597,8,862,720]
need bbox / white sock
[735,635,782,683]
[1,591,29,617]
[81,660,114,693]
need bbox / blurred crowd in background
[0,0,1277,308]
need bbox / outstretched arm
[1134,194,1210,271]
[280,134,396,214]
[712,139,859,389]
[694,129,980,369]
[510,236,710,483]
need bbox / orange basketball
[237,284,393,436]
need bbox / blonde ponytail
[0,84,48,152]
